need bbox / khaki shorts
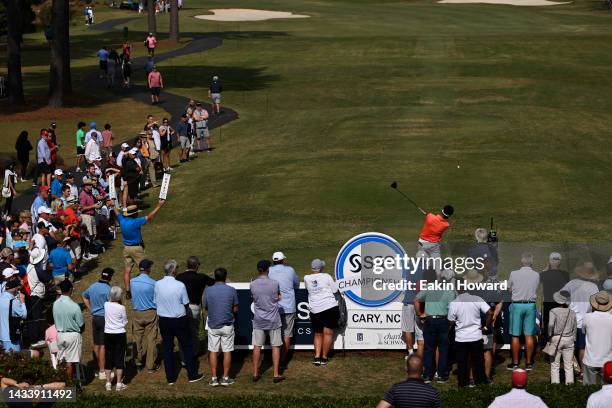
[252,328,282,347]
[402,304,423,341]
[123,245,145,269]
[280,313,296,338]
[208,325,235,353]
[179,136,190,149]
[57,332,82,363]
[81,214,96,237]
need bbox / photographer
[0,278,27,352]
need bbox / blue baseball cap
[90,122,96,129]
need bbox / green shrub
[54,384,601,408]
[0,352,68,385]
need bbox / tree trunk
[6,0,25,105]
[169,0,179,42]
[147,0,156,36]
[48,0,70,107]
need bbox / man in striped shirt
[377,355,441,408]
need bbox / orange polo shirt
[419,213,449,243]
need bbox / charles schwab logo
[377,332,404,346]
[335,232,410,307]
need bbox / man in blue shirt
[154,259,203,385]
[113,199,166,296]
[30,186,50,227]
[82,268,113,379]
[268,251,300,367]
[50,169,64,200]
[130,259,159,373]
[48,237,75,283]
[203,267,239,386]
[0,280,27,352]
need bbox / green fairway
[2,0,612,398]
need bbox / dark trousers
[159,316,197,382]
[423,318,449,379]
[28,295,44,343]
[456,339,486,387]
[3,195,13,216]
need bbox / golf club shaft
[394,188,426,215]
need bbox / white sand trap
[195,9,310,22]
[438,0,570,6]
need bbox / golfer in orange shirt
[417,205,454,278]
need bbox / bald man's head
[405,354,423,378]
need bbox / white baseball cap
[2,267,18,279]
[121,142,130,149]
[54,169,63,176]
[272,251,286,262]
[129,148,138,155]
[38,206,53,215]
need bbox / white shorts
[252,328,282,347]
[57,332,82,363]
[208,325,235,353]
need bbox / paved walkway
[11,16,238,212]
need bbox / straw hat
[29,247,46,265]
[553,290,570,306]
[590,291,611,313]
[575,262,599,281]
[464,269,483,284]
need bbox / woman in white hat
[303,259,340,366]
[547,290,576,384]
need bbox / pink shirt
[146,36,157,48]
[45,325,58,353]
[102,130,113,148]
[148,71,162,88]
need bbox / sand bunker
[438,0,569,6]
[195,9,310,22]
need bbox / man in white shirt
[447,281,491,387]
[85,136,101,164]
[583,291,612,385]
[507,253,540,371]
[116,143,130,167]
[85,122,101,144]
[488,369,547,408]
[561,262,600,375]
[587,361,612,408]
[154,260,203,385]
[31,221,50,270]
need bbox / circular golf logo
[335,232,409,307]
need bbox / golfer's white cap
[272,251,286,262]
[121,143,130,149]
[54,169,63,176]
[2,267,18,279]
[38,206,52,215]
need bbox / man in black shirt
[540,252,569,342]
[377,354,441,408]
[176,256,214,356]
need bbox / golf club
[390,182,426,215]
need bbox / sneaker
[506,363,519,371]
[105,382,112,391]
[98,371,107,380]
[75,168,82,173]
[319,357,328,366]
[115,383,127,391]
[422,375,431,384]
[468,379,476,388]
[209,377,219,387]
[168,382,175,386]
[525,363,534,371]
[312,357,321,366]
[436,377,448,384]
[188,374,205,383]
[89,253,98,258]
[30,340,46,349]
[220,377,235,386]
[147,364,160,374]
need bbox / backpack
[8,298,23,343]
[335,292,348,334]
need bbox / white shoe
[105,382,112,391]
[30,340,46,349]
[20,178,25,182]
[99,371,106,380]
[75,167,82,172]
[116,383,127,391]
[89,253,99,258]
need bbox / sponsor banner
[343,328,405,349]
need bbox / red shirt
[419,213,449,243]
[63,207,80,238]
